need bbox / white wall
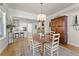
[66,10,79,47]
[46,4,79,47]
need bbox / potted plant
[6,24,15,33]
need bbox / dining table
[33,34,51,56]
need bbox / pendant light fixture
[37,3,46,34]
[37,3,46,21]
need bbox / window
[0,7,6,40]
[0,12,3,37]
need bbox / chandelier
[37,3,46,21]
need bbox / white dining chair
[29,35,41,56]
[50,31,55,34]
[44,33,60,56]
[50,31,55,41]
[32,40,41,56]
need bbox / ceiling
[7,3,75,15]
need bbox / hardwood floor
[0,38,79,56]
[60,44,79,54]
[0,38,32,56]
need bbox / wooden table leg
[40,43,44,56]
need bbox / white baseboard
[68,42,79,47]
[0,43,8,54]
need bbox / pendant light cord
[40,3,43,14]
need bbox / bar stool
[20,32,24,38]
[14,33,19,39]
